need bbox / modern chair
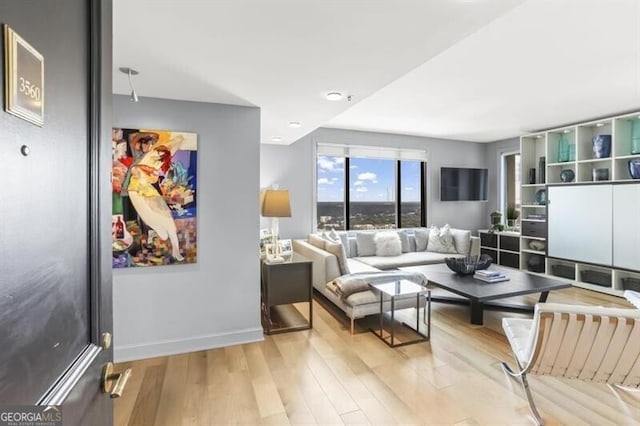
[501,302,640,425]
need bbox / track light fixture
[119,67,140,102]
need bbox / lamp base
[266,255,286,264]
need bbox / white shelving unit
[520,111,640,296]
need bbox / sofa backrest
[324,227,471,257]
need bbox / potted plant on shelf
[489,211,504,233]
[507,204,520,231]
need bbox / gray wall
[112,95,262,362]
[483,137,520,220]
[261,127,491,238]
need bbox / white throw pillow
[450,228,471,255]
[427,224,457,254]
[374,231,402,257]
[356,232,377,257]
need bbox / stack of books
[526,213,546,220]
[474,269,509,283]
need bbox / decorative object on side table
[629,159,640,179]
[592,134,612,159]
[261,186,292,263]
[444,254,493,275]
[560,169,575,182]
[535,189,546,205]
[592,168,609,181]
[506,204,520,231]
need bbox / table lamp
[261,188,291,263]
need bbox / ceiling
[113,0,640,145]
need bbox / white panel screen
[613,185,640,271]
[548,185,612,265]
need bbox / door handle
[101,362,132,398]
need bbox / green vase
[558,135,570,162]
[631,119,640,155]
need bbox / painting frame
[111,128,198,268]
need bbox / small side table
[261,253,313,335]
[369,280,430,347]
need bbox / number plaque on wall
[3,25,44,126]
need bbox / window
[316,146,427,230]
[501,152,521,228]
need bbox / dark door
[0,1,114,424]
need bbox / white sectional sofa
[293,227,480,333]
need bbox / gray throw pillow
[414,228,429,251]
[397,230,410,253]
[355,232,376,257]
[325,240,351,275]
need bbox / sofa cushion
[397,230,410,253]
[346,258,380,274]
[450,228,471,255]
[308,233,326,250]
[414,228,429,251]
[427,224,457,254]
[374,231,402,256]
[356,232,377,256]
[325,240,350,275]
[354,251,464,270]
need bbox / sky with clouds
[317,156,422,202]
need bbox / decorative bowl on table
[445,254,493,275]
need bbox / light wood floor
[114,287,640,425]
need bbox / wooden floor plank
[115,287,640,425]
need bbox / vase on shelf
[560,169,575,182]
[538,157,546,184]
[592,134,611,159]
[557,134,570,162]
[592,168,609,181]
[631,119,640,155]
[528,168,536,184]
[568,143,576,161]
[629,159,640,179]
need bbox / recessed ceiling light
[596,123,604,127]
[326,92,343,101]
[536,135,542,139]
[271,136,283,143]
[289,121,301,128]
[563,129,570,133]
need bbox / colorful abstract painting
[112,128,197,268]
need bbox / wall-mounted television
[440,167,488,201]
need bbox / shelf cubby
[577,160,612,183]
[613,113,640,157]
[547,127,576,164]
[547,162,576,184]
[520,134,547,185]
[577,121,612,161]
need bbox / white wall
[112,95,262,362]
[261,127,491,238]
[483,137,520,220]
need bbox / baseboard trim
[113,327,264,363]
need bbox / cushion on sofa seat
[356,232,377,256]
[354,251,464,270]
[450,228,471,255]
[427,224,457,254]
[374,231,402,256]
[414,228,429,251]
[346,258,381,274]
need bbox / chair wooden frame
[502,303,640,425]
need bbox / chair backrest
[525,303,640,388]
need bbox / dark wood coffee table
[400,264,572,325]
